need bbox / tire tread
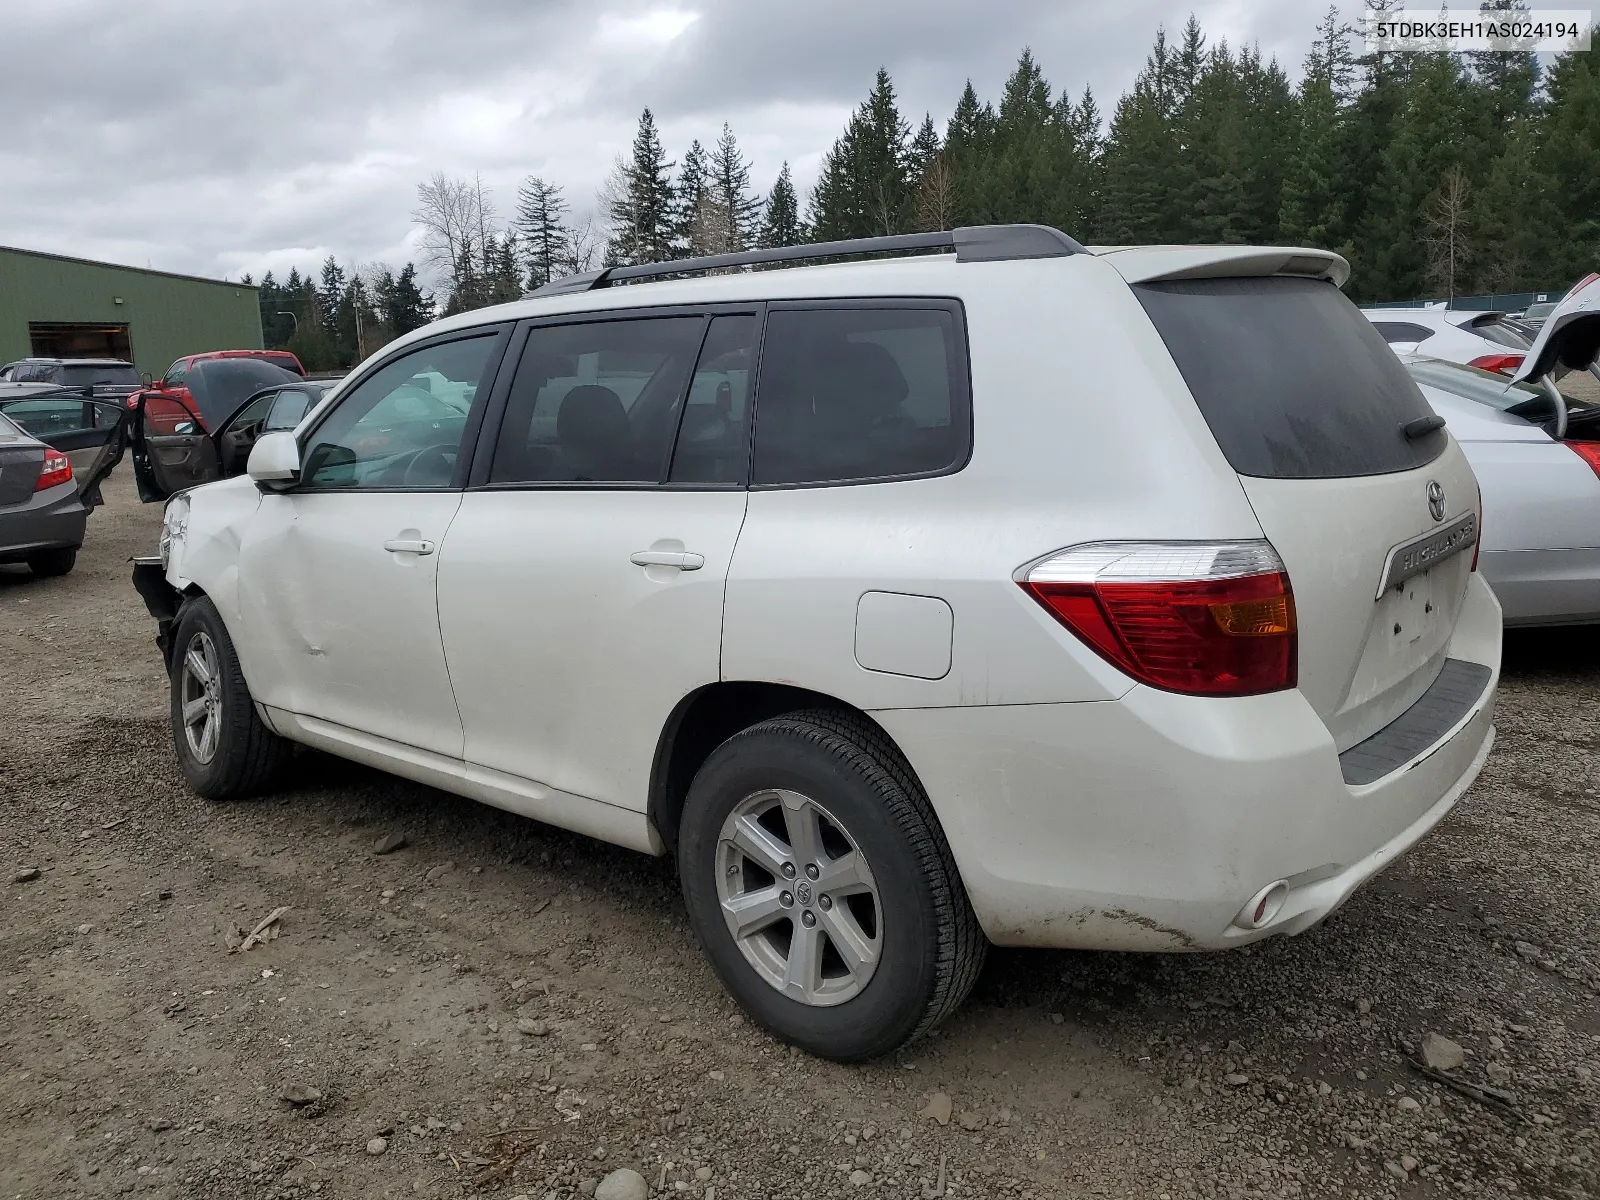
[719,708,985,1051]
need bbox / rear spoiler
[1089,246,1350,288]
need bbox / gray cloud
[0,0,1334,286]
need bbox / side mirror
[247,431,301,487]
[141,372,154,389]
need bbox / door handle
[630,550,705,571]
[384,538,435,555]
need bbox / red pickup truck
[130,350,306,434]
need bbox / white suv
[132,225,1501,1060]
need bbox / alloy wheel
[179,631,223,764]
[715,789,882,1006]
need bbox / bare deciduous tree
[915,153,957,232]
[1423,166,1472,301]
[412,173,475,285]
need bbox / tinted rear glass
[1135,277,1445,479]
[752,305,969,486]
[1466,314,1532,350]
[58,363,138,387]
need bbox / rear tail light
[1467,353,1524,375]
[1567,441,1600,482]
[1018,541,1296,697]
[35,450,72,491]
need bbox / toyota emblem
[1426,480,1446,522]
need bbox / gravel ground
[1,469,1596,1200]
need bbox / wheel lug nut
[800,910,817,927]
[781,863,796,879]
[805,863,819,880]
[780,891,794,908]
[819,894,832,911]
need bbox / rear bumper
[0,481,87,563]
[873,572,1502,951]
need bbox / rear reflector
[1019,541,1297,696]
[35,450,72,491]
[1467,353,1524,375]
[1567,441,1600,483]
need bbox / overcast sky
[2,0,1339,288]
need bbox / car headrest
[556,384,629,452]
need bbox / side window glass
[752,306,967,486]
[164,360,188,386]
[265,388,315,432]
[669,315,757,484]
[490,317,703,484]
[1373,322,1433,345]
[1,398,93,438]
[300,335,496,490]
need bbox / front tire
[679,709,985,1061]
[169,596,290,799]
[27,547,76,577]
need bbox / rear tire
[27,547,76,577]
[678,709,986,1061]
[169,596,290,799]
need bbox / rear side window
[1371,321,1434,345]
[1135,277,1445,479]
[490,317,705,484]
[752,304,969,486]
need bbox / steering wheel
[402,442,458,487]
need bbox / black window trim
[465,301,766,493]
[749,296,973,492]
[288,322,514,494]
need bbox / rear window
[1464,314,1532,350]
[752,304,969,487]
[58,362,138,387]
[262,352,306,377]
[1135,277,1446,479]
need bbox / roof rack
[530,223,1086,297]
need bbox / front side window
[751,305,968,486]
[164,359,188,387]
[265,387,318,432]
[490,317,705,484]
[300,334,496,489]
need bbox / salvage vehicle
[128,352,305,436]
[0,396,128,577]
[130,379,333,501]
[1401,274,1600,625]
[131,226,1502,1060]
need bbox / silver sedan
[1406,356,1600,625]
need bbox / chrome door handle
[630,550,705,571]
[384,538,435,555]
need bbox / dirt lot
[2,470,1597,1200]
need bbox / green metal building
[0,246,262,379]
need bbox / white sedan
[1365,305,1531,375]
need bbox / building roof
[0,244,257,291]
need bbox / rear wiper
[1402,414,1446,440]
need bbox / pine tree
[318,256,347,348]
[907,114,941,185]
[709,124,761,252]
[1281,8,1355,251]
[1100,30,1185,243]
[672,139,709,256]
[514,176,570,291]
[759,162,803,248]
[1537,25,1600,282]
[808,68,912,238]
[944,81,997,225]
[606,109,676,265]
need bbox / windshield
[58,362,139,387]
[1405,356,1597,412]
